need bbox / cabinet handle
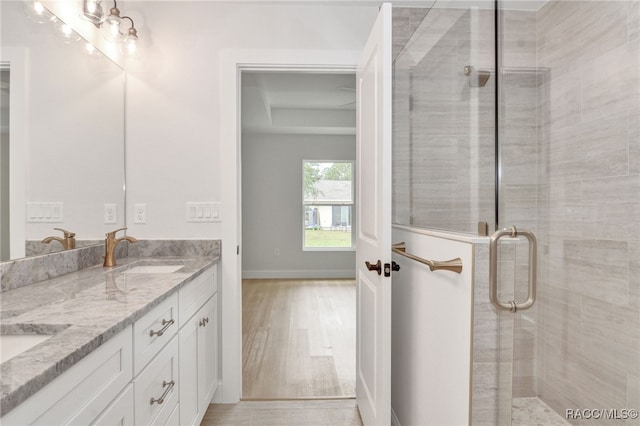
[150,380,175,405]
[149,318,175,337]
[204,317,209,324]
[199,318,206,327]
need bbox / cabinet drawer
[2,327,133,426]
[164,402,180,426]
[133,293,178,375]
[179,265,216,328]
[93,383,134,426]
[134,335,179,426]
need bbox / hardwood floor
[242,279,356,399]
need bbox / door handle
[489,226,537,312]
[365,260,382,275]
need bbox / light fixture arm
[121,15,135,30]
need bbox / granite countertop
[0,255,219,416]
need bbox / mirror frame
[1,49,27,259]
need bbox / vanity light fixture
[81,0,105,25]
[103,1,140,55]
[121,16,139,55]
[103,0,122,41]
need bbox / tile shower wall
[528,1,640,420]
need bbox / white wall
[242,133,356,278]
[124,2,378,239]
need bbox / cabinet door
[179,309,200,426]
[198,295,218,412]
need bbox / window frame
[302,160,355,252]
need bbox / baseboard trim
[242,269,355,279]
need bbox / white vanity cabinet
[178,265,219,426]
[1,263,220,426]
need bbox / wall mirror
[1,1,125,261]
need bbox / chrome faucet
[103,227,137,267]
[41,228,76,250]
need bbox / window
[303,161,354,250]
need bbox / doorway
[240,70,357,400]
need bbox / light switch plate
[186,202,221,222]
[27,202,63,223]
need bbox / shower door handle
[489,226,537,312]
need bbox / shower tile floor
[512,397,570,425]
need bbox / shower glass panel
[392,2,496,235]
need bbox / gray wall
[242,133,356,278]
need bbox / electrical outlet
[134,203,147,224]
[104,204,117,224]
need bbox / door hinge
[237,245,240,255]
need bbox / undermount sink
[0,324,70,363]
[0,334,53,363]
[124,265,183,274]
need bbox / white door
[355,3,392,425]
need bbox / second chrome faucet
[103,227,137,267]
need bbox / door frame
[218,49,362,403]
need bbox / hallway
[242,279,356,399]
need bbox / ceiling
[241,71,356,136]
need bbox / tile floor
[512,397,570,426]
[202,399,363,426]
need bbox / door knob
[365,260,382,275]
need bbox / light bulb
[23,0,55,23]
[55,20,80,44]
[123,26,139,56]
[33,1,44,14]
[106,19,121,40]
[104,5,123,41]
[81,0,105,24]
[84,43,97,55]
[125,36,137,55]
